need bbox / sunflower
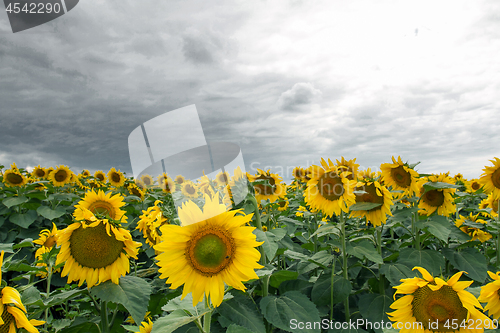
[479,157,500,199]
[2,168,28,187]
[158,173,176,194]
[304,158,358,217]
[107,168,125,188]
[33,224,60,278]
[479,193,499,218]
[140,174,155,187]
[127,183,145,201]
[1,251,45,333]
[94,170,106,182]
[175,175,186,185]
[31,165,47,179]
[56,217,141,288]
[388,266,493,333]
[48,165,73,187]
[227,166,248,204]
[181,181,198,199]
[418,174,456,216]
[136,200,169,247]
[292,167,306,181]
[247,169,286,204]
[380,156,419,197]
[350,179,393,227]
[215,171,230,187]
[33,223,59,248]
[80,169,91,178]
[73,189,128,223]
[154,193,263,307]
[465,179,482,194]
[454,213,492,243]
[295,205,308,217]
[479,271,500,320]
[336,156,360,180]
[135,318,153,333]
[276,197,289,211]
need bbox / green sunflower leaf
[346,240,383,265]
[227,324,254,333]
[59,322,100,333]
[416,215,453,243]
[397,248,445,276]
[442,247,487,283]
[151,309,209,333]
[380,263,416,286]
[2,196,28,208]
[311,272,351,306]
[218,291,266,333]
[349,202,382,211]
[358,294,393,333]
[37,205,66,220]
[254,228,286,261]
[260,291,321,333]
[422,182,460,193]
[90,275,151,326]
[9,210,38,228]
[270,270,299,288]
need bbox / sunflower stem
[330,251,336,321]
[412,211,421,250]
[44,262,53,330]
[376,226,385,295]
[100,301,110,333]
[340,212,350,321]
[203,296,212,333]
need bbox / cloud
[277,82,322,112]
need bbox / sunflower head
[127,183,145,201]
[1,251,46,332]
[154,194,263,307]
[304,158,358,217]
[350,180,393,227]
[380,156,419,196]
[276,197,289,211]
[465,179,482,193]
[247,169,285,204]
[479,157,500,199]
[94,170,106,182]
[136,200,169,247]
[181,181,198,199]
[140,174,154,187]
[135,318,153,333]
[56,219,141,287]
[2,168,28,187]
[336,156,360,180]
[418,174,457,217]
[80,169,91,178]
[33,223,59,248]
[479,271,500,320]
[480,193,499,218]
[157,173,176,194]
[175,175,186,185]
[31,165,47,179]
[49,165,73,187]
[107,168,125,188]
[292,167,306,181]
[454,213,491,242]
[388,266,493,332]
[73,189,128,223]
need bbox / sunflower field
[1,157,500,333]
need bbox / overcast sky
[1,0,499,182]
